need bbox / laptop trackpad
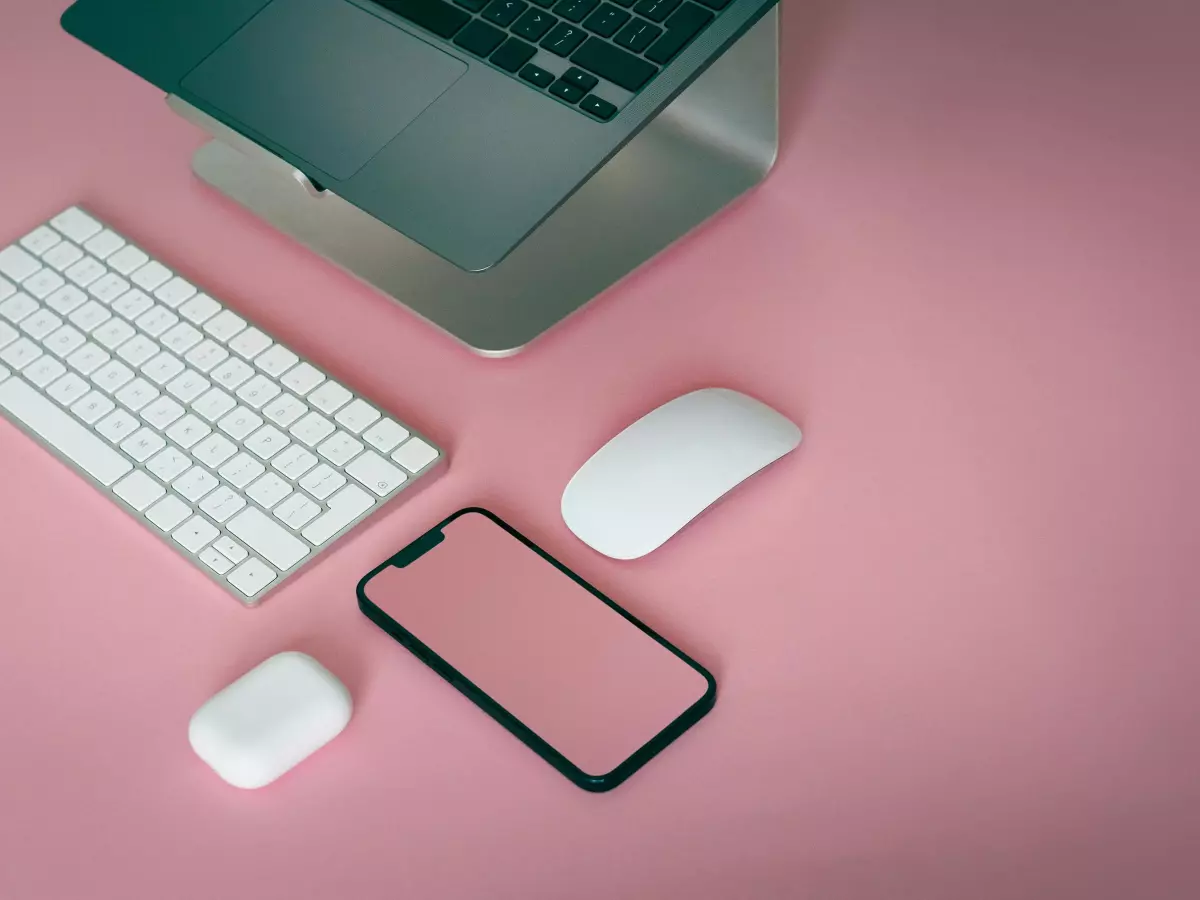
[181,0,467,181]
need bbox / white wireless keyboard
[0,207,444,605]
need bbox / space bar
[373,0,470,38]
[0,378,133,486]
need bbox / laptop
[61,0,778,273]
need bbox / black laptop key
[376,0,471,38]
[549,79,586,104]
[512,8,557,41]
[491,37,538,72]
[454,0,490,12]
[570,38,658,91]
[580,94,618,120]
[693,0,732,8]
[519,63,556,87]
[583,3,631,37]
[541,22,588,56]
[631,0,681,23]
[453,19,507,56]
[482,0,528,27]
[561,67,599,92]
[644,2,712,63]
[552,0,600,23]
[613,17,661,51]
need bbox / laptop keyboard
[371,0,731,121]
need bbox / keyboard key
[316,431,364,467]
[580,93,618,120]
[185,340,229,373]
[213,535,248,564]
[218,452,265,489]
[69,300,111,333]
[71,390,115,424]
[135,305,178,337]
[346,450,408,496]
[301,484,374,545]
[154,276,196,308]
[391,436,441,473]
[91,360,135,394]
[307,381,352,415]
[46,372,91,407]
[483,0,527,25]
[141,395,185,429]
[21,308,63,341]
[111,289,154,321]
[0,321,14,350]
[553,0,599,22]
[21,226,62,256]
[87,273,130,304]
[1,337,42,370]
[560,66,599,91]
[23,356,66,388]
[211,358,255,390]
[145,495,192,532]
[298,464,346,501]
[66,342,110,375]
[455,0,489,10]
[64,256,107,288]
[113,470,166,511]
[90,318,137,351]
[273,493,321,531]
[374,0,470,39]
[119,427,166,462]
[334,398,381,434]
[105,244,148,276]
[582,2,629,36]
[227,557,277,598]
[199,486,247,523]
[116,333,159,367]
[228,327,271,360]
[172,515,220,553]
[0,278,12,303]
[83,229,125,260]
[173,466,219,502]
[244,424,290,460]
[519,63,556,88]
[0,379,132,485]
[227,506,310,569]
[95,408,140,444]
[262,392,307,428]
[203,309,247,342]
[253,344,298,377]
[289,411,336,447]
[146,446,191,483]
[199,546,234,575]
[217,406,263,441]
[178,293,221,325]
[161,322,204,355]
[0,292,38,324]
[165,414,212,449]
[141,351,185,386]
[453,19,506,57]
[550,79,586,103]
[571,37,658,90]
[644,1,712,63]
[42,241,84,272]
[541,22,587,55]
[50,208,102,244]
[191,387,237,423]
[512,9,557,41]
[272,445,318,480]
[44,285,88,316]
[23,268,66,300]
[362,418,411,453]
[114,377,159,412]
[236,374,281,409]
[165,369,210,403]
[0,245,43,282]
[192,433,238,469]
[631,0,678,20]
[280,362,324,396]
[491,38,538,73]
[130,261,172,292]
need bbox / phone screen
[359,509,714,786]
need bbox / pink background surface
[1,1,1198,898]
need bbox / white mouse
[561,388,802,560]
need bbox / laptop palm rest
[180,0,466,182]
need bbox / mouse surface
[561,388,802,560]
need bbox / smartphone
[357,508,716,792]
